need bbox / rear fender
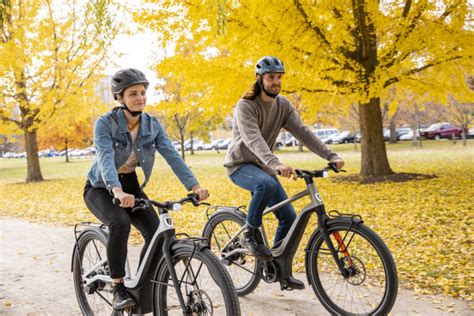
[71,224,109,272]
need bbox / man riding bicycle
[223,56,344,290]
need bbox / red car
[420,122,463,140]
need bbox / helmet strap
[258,77,279,98]
[121,104,142,117]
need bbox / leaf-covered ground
[1,141,472,301]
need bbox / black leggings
[83,172,159,279]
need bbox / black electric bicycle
[202,163,398,315]
[72,193,240,315]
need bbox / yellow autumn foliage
[0,141,472,300]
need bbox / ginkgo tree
[0,0,121,182]
[148,41,233,160]
[137,0,474,177]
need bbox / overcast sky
[104,1,167,104]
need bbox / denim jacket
[87,108,198,191]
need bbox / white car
[399,130,421,141]
[313,128,339,144]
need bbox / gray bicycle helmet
[255,56,285,76]
[111,68,149,100]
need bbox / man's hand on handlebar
[330,158,345,170]
[275,164,297,179]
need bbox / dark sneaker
[243,227,272,261]
[280,275,305,291]
[112,283,135,310]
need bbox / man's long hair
[242,80,261,100]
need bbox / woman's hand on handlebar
[191,184,210,201]
[112,187,135,208]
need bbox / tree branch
[383,55,468,87]
[380,1,427,68]
[402,0,412,18]
[293,0,331,49]
[437,0,462,22]
[0,113,22,128]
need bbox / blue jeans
[230,164,297,246]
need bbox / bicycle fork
[162,237,190,315]
[317,213,353,278]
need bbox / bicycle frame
[219,173,356,281]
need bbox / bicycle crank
[259,261,278,283]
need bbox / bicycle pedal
[280,283,293,291]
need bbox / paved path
[0,218,471,315]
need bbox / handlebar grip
[113,198,121,206]
[187,193,201,206]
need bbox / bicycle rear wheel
[306,221,398,315]
[153,242,241,315]
[202,211,261,296]
[72,228,114,315]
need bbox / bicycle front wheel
[153,242,241,316]
[306,221,398,315]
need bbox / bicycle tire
[202,211,261,296]
[72,228,114,315]
[153,242,241,315]
[306,220,398,315]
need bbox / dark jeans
[229,164,297,246]
[83,172,159,279]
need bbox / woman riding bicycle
[83,68,209,310]
[223,56,344,290]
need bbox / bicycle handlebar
[113,193,209,212]
[277,162,346,179]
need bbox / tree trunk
[411,127,418,147]
[359,98,394,176]
[24,128,44,182]
[179,129,185,161]
[65,138,70,163]
[462,130,467,146]
[190,133,195,155]
[298,143,304,152]
[389,119,397,143]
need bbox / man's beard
[259,79,281,98]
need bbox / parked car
[276,132,292,148]
[395,127,411,140]
[420,122,463,140]
[173,141,184,151]
[467,127,474,139]
[203,139,224,150]
[354,131,361,143]
[331,131,355,144]
[399,130,421,141]
[284,135,299,147]
[217,138,232,150]
[183,139,204,151]
[313,128,339,144]
[383,127,412,141]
